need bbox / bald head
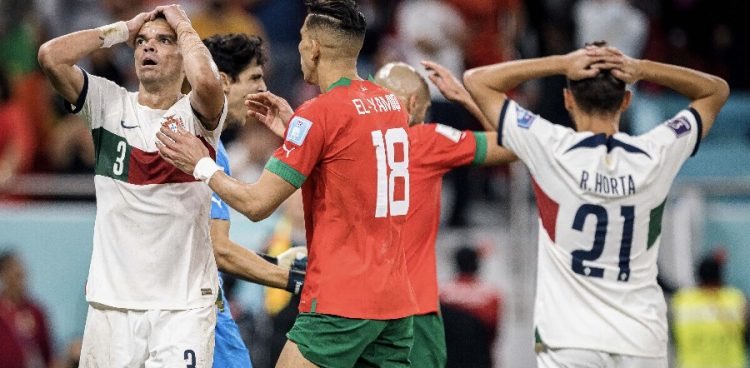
[375,62,430,125]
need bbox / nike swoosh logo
[121,120,138,129]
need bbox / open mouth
[142,57,157,66]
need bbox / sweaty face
[134,19,183,85]
[226,61,266,127]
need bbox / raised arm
[38,12,149,104]
[156,125,295,221]
[422,60,495,131]
[463,48,603,130]
[605,48,729,137]
[150,5,224,129]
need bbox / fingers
[158,125,182,143]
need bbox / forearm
[38,29,102,68]
[637,59,728,102]
[208,172,276,222]
[461,96,496,132]
[176,22,222,120]
[38,29,103,102]
[214,237,288,289]
[465,55,566,95]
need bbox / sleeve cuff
[472,131,488,165]
[497,99,510,147]
[687,107,703,157]
[64,68,88,114]
[265,157,306,188]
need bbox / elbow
[463,68,481,94]
[212,238,232,272]
[239,203,273,222]
[715,77,730,104]
[37,42,55,72]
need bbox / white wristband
[193,157,222,184]
[98,21,129,48]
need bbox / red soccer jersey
[265,78,418,319]
[407,123,487,314]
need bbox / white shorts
[537,347,667,368]
[79,303,216,368]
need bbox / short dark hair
[203,34,266,82]
[567,41,626,115]
[304,0,366,41]
[455,246,479,275]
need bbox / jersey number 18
[371,128,409,218]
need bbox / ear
[620,90,632,112]
[219,72,231,94]
[311,39,321,63]
[408,94,418,115]
[563,88,575,112]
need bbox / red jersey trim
[531,177,559,242]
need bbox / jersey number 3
[372,128,409,218]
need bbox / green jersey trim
[265,157,306,188]
[647,199,667,249]
[326,77,352,91]
[472,131,488,165]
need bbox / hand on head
[564,45,640,84]
[145,4,191,29]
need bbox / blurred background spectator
[0,250,53,368]
[671,249,748,368]
[441,245,502,368]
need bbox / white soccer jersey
[71,71,226,310]
[498,99,702,357]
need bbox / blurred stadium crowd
[0,0,748,367]
[0,0,747,200]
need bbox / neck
[574,113,621,136]
[316,59,360,92]
[138,81,183,109]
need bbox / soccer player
[248,60,516,368]
[377,61,514,368]
[156,1,419,367]
[202,33,307,368]
[464,43,729,367]
[38,5,225,367]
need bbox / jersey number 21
[371,128,409,218]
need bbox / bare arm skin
[464,46,729,137]
[603,47,729,137]
[149,5,224,129]
[38,12,149,104]
[210,219,289,288]
[463,48,600,131]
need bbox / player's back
[498,99,703,357]
[405,123,486,315]
[270,78,417,319]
